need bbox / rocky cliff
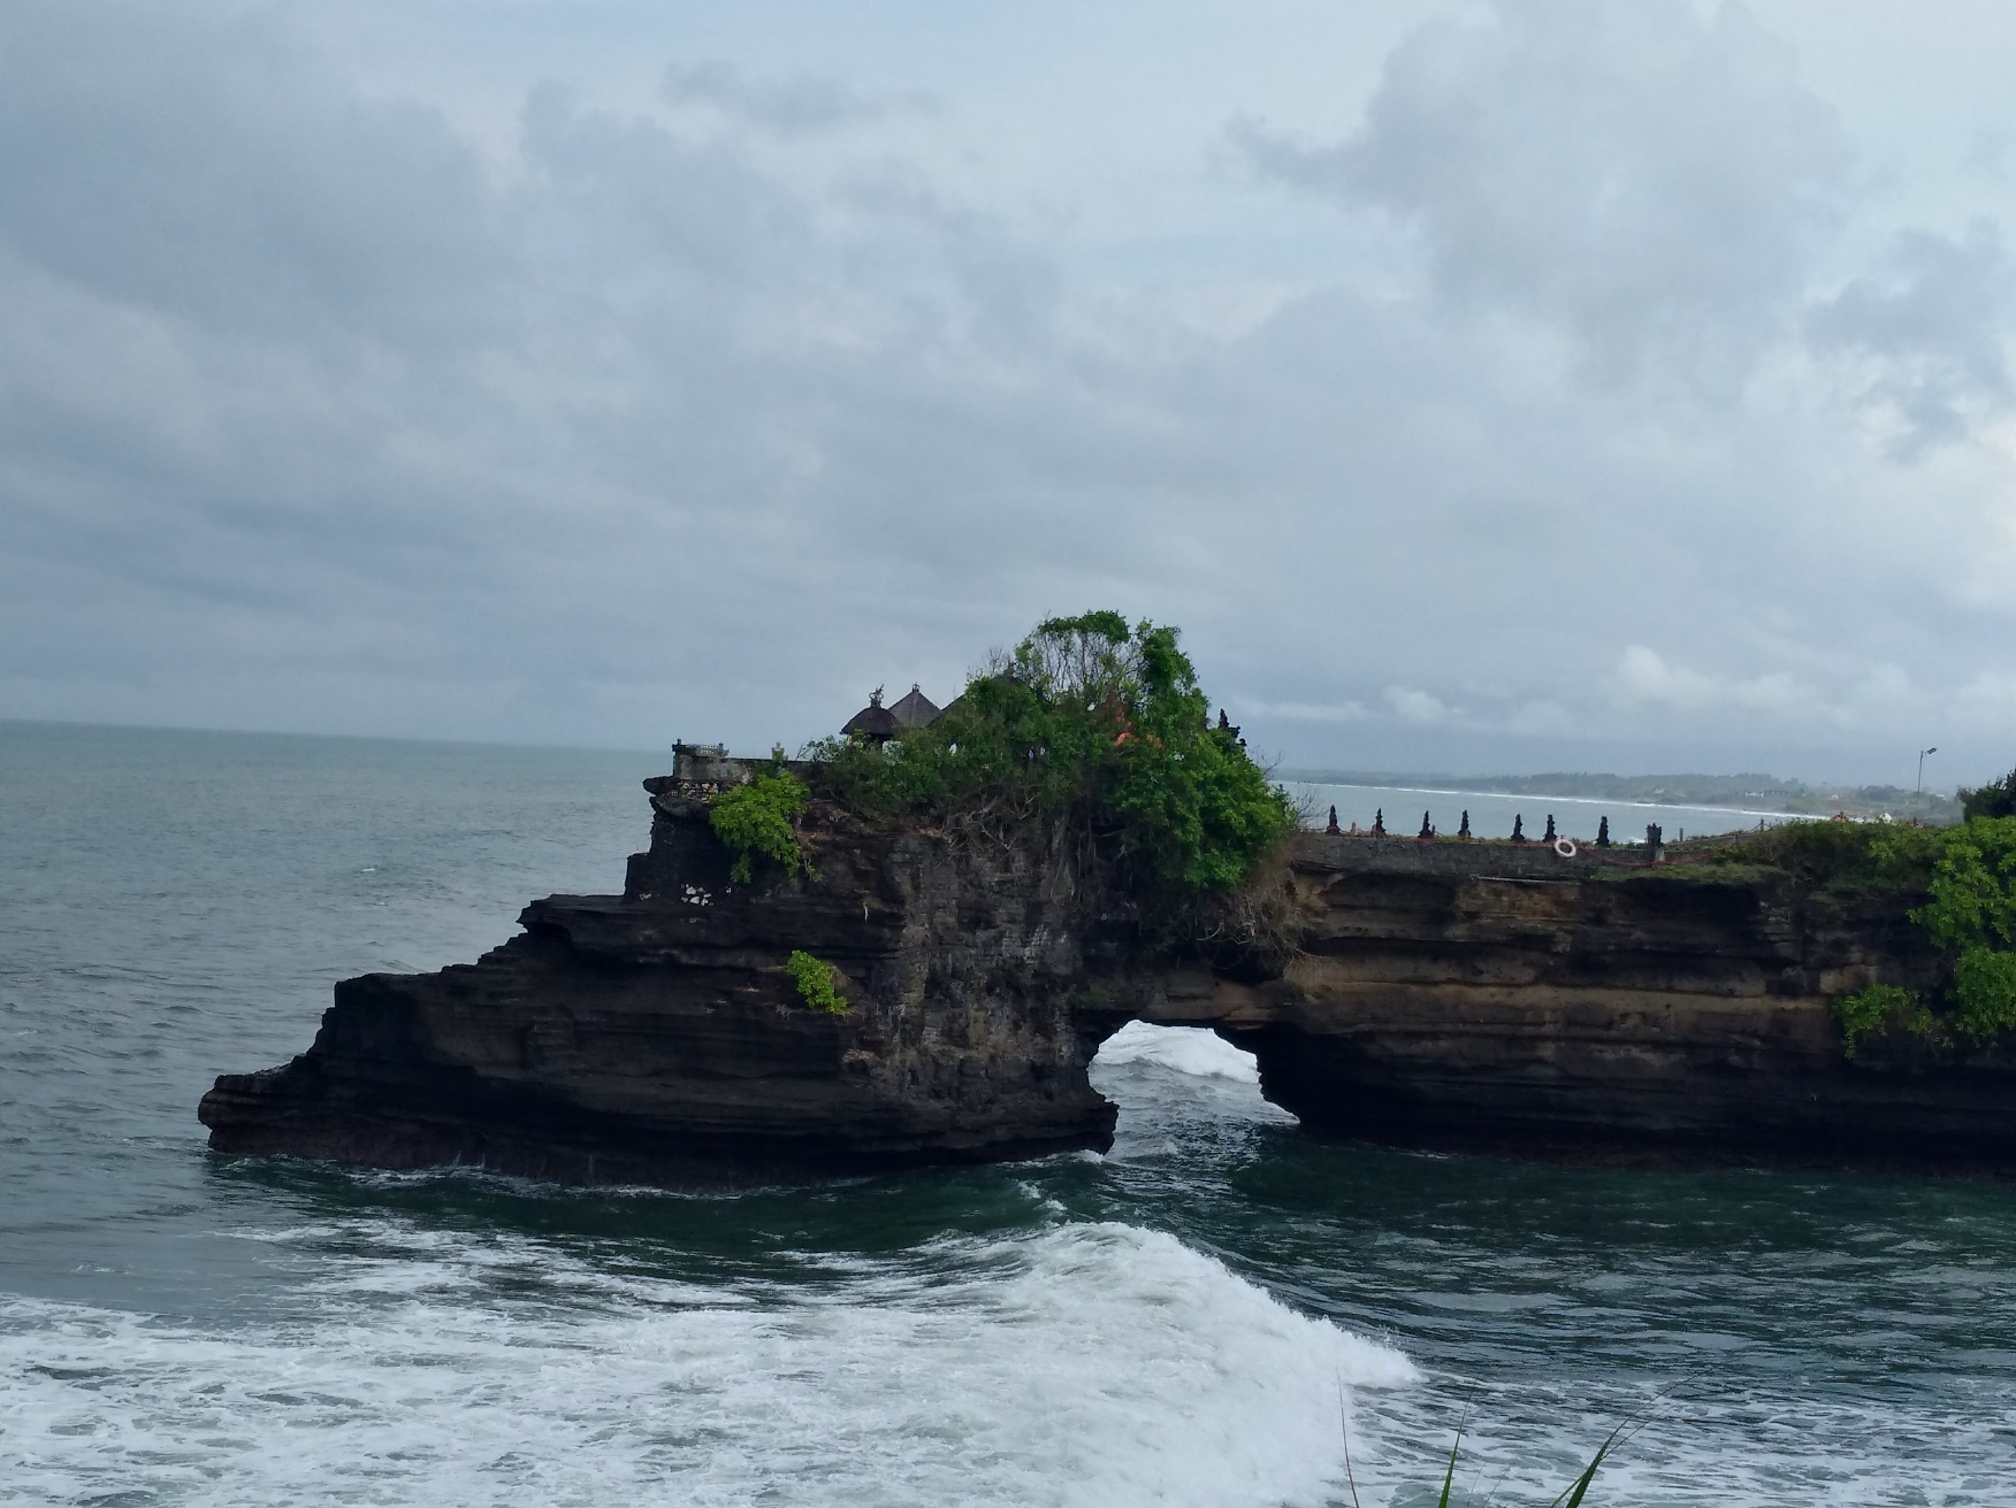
[201,756,2016,1182]
[200,753,1148,1183]
[1222,838,2016,1166]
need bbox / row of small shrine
[1327,805,1646,850]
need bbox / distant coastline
[1276,769,1961,824]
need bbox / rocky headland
[200,745,2016,1183]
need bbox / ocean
[3,719,2012,1506]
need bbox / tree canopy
[805,612,1296,924]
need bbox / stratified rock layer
[200,776,1133,1183]
[203,767,2016,1182]
[1226,837,2016,1165]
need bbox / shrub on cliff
[785,950,849,1014]
[805,612,1295,927]
[1828,815,2016,1052]
[1739,817,1941,888]
[1833,983,1940,1057]
[709,766,811,884]
[1903,815,2016,1042]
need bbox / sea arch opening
[1086,1021,1299,1142]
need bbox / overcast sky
[4,1,2015,785]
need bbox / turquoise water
[3,719,2012,1505]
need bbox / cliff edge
[200,756,1141,1182]
[1224,835,2016,1165]
[202,756,2016,1183]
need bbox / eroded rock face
[202,771,2016,1183]
[199,777,1139,1183]
[1224,837,2016,1166]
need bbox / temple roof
[887,684,941,728]
[841,687,898,739]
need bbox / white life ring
[1554,837,1577,858]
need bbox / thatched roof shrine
[841,687,899,740]
[887,684,941,728]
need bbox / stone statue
[1373,808,1386,837]
[1458,810,1471,839]
[1419,811,1434,840]
[1510,814,1526,843]
[1596,816,1610,847]
[1543,814,1557,843]
[1326,804,1341,835]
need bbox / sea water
[2,720,2012,1506]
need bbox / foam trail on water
[0,1219,1414,1508]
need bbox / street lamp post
[1918,746,1939,795]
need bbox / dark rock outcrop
[203,761,2016,1182]
[1227,836,2016,1166]
[201,767,1147,1183]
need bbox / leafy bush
[1819,815,2016,1052]
[1833,983,1940,1057]
[1906,815,2016,1042]
[805,612,1296,932]
[1741,818,1940,889]
[1961,767,2016,821]
[785,950,848,1014]
[1951,948,2016,1041]
[709,768,811,884]
[1910,815,2016,952]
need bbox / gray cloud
[0,5,497,340]
[1237,0,1845,389]
[1807,221,2011,454]
[661,61,930,137]
[2,0,2015,788]
[0,2,1181,749]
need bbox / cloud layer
[2,0,2014,784]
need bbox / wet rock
[201,786,1131,1183]
[203,773,2016,1181]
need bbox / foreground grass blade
[1437,1412,1468,1508]
[1544,1424,1624,1508]
[1336,1371,1362,1508]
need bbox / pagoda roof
[887,684,941,728]
[841,692,898,739]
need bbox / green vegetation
[785,950,849,1014]
[1752,812,2016,1054]
[1961,766,2016,821]
[1834,983,1940,1057]
[709,765,811,884]
[1900,815,2016,1043]
[1737,815,1940,887]
[805,612,1296,936]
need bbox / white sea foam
[1094,1019,1261,1083]
[0,1220,1414,1508]
[1344,1380,2016,1508]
